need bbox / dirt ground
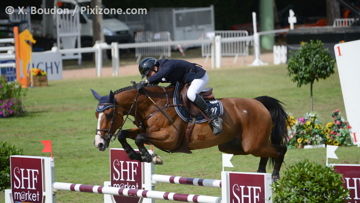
[62,53,274,80]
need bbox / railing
[333,18,358,27]
[135,31,171,63]
[202,30,250,64]
[0,38,16,68]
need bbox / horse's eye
[105,113,113,120]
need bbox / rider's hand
[136,81,148,91]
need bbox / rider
[136,57,223,136]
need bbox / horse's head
[91,89,123,151]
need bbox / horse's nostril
[98,143,104,149]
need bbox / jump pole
[52,182,221,203]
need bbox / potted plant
[27,68,48,87]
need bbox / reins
[97,86,183,142]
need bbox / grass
[1,64,359,203]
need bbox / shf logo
[110,148,143,203]
[11,156,44,203]
[222,172,272,203]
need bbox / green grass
[1,64,359,203]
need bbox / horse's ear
[109,90,114,102]
[91,89,101,101]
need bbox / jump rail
[151,174,222,188]
[53,182,221,203]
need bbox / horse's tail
[255,96,289,165]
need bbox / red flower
[348,125,352,129]
[345,121,348,124]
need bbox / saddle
[170,83,215,154]
[180,83,215,117]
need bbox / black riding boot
[193,94,223,135]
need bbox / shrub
[271,159,350,202]
[0,142,24,191]
[0,76,27,117]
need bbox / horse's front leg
[135,130,173,165]
[117,128,143,162]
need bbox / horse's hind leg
[257,157,269,173]
[271,144,287,182]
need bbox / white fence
[0,38,16,68]
[135,31,171,63]
[273,45,287,65]
[333,18,358,27]
[56,9,81,64]
[202,31,250,64]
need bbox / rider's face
[146,66,158,78]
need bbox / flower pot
[26,75,48,87]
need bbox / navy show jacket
[147,59,206,86]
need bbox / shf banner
[110,148,143,203]
[222,171,272,203]
[334,164,360,203]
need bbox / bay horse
[92,83,289,182]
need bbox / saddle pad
[173,82,224,124]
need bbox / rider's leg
[187,73,223,136]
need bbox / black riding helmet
[139,57,158,79]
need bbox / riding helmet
[139,57,158,79]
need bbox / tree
[91,0,108,62]
[326,0,341,26]
[287,40,335,111]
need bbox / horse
[91,83,289,182]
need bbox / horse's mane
[113,84,170,95]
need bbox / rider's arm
[146,65,171,84]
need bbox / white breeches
[187,73,209,102]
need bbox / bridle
[96,92,140,142]
[95,86,182,142]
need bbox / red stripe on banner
[97,186,103,193]
[128,189,138,197]
[193,195,200,202]
[79,185,94,192]
[118,188,124,195]
[163,192,170,200]
[173,193,189,201]
[169,176,175,183]
[142,190,148,198]
[70,184,76,191]
[198,179,204,186]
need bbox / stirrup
[210,117,223,136]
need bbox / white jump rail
[0,38,16,68]
[53,182,221,203]
[151,174,222,188]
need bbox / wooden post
[14,27,22,86]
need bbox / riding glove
[136,81,148,91]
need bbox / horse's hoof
[272,175,280,183]
[152,154,163,165]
